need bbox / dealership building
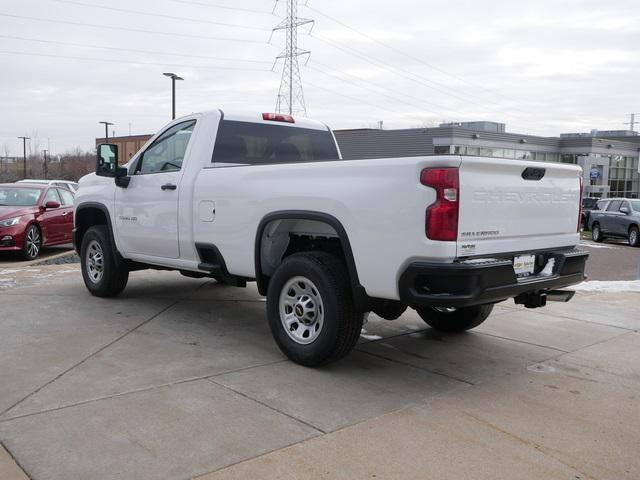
[334,122,640,199]
[97,120,640,199]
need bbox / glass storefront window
[467,147,480,155]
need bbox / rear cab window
[212,120,339,167]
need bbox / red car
[0,183,74,260]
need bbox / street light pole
[17,136,30,179]
[163,72,184,120]
[42,149,48,179]
[99,121,114,142]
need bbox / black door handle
[161,183,177,191]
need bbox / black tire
[415,304,494,333]
[629,226,640,248]
[21,224,42,260]
[591,223,603,242]
[80,225,129,297]
[266,252,362,366]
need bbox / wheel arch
[74,202,115,254]
[254,210,368,308]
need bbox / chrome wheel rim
[86,240,104,284]
[631,230,638,245]
[592,226,599,240]
[26,227,41,258]
[279,276,324,345]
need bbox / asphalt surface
[0,244,74,268]
[0,259,638,479]
[579,239,640,280]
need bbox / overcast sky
[1,0,639,155]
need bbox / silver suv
[589,198,640,247]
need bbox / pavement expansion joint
[0,299,182,418]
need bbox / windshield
[0,187,42,206]
[582,198,598,209]
[630,200,640,212]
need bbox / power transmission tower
[271,0,313,116]
[624,113,639,132]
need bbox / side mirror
[44,200,60,209]
[97,144,118,177]
[620,206,630,215]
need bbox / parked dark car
[589,198,640,247]
[0,183,75,259]
[580,197,599,230]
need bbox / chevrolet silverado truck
[74,110,588,366]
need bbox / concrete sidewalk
[0,266,638,479]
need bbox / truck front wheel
[415,304,494,332]
[80,225,129,297]
[266,252,362,366]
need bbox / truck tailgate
[457,157,581,257]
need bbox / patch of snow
[360,333,383,341]
[0,269,21,275]
[573,280,640,293]
[360,327,382,341]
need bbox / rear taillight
[421,167,459,241]
[262,112,295,123]
[578,175,583,232]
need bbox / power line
[307,64,443,119]
[309,60,466,118]
[169,0,275,15]
[0,50,273,71]
[308,32,548,135]
[0,13,271,44]
[310,32,506,115]
[304,3,529,112]
[305,80,427,123]
[48,0,271,31]
[0,34,272,64]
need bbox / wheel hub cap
[279,276,324,345]
[86,240,104,284]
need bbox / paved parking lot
[0,244,638,480]
[0,244,74,269]
[579,239,640,281]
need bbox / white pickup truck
[75,110,588,366]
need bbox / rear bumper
[398,248,588,308]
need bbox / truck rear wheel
[80,225,129,297]
[415,304,493,332]
[266,252,362,366]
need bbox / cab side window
[137,120,196,174]
[58,188,74,206]
[43,188,61,204]
[606,200,622,212]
